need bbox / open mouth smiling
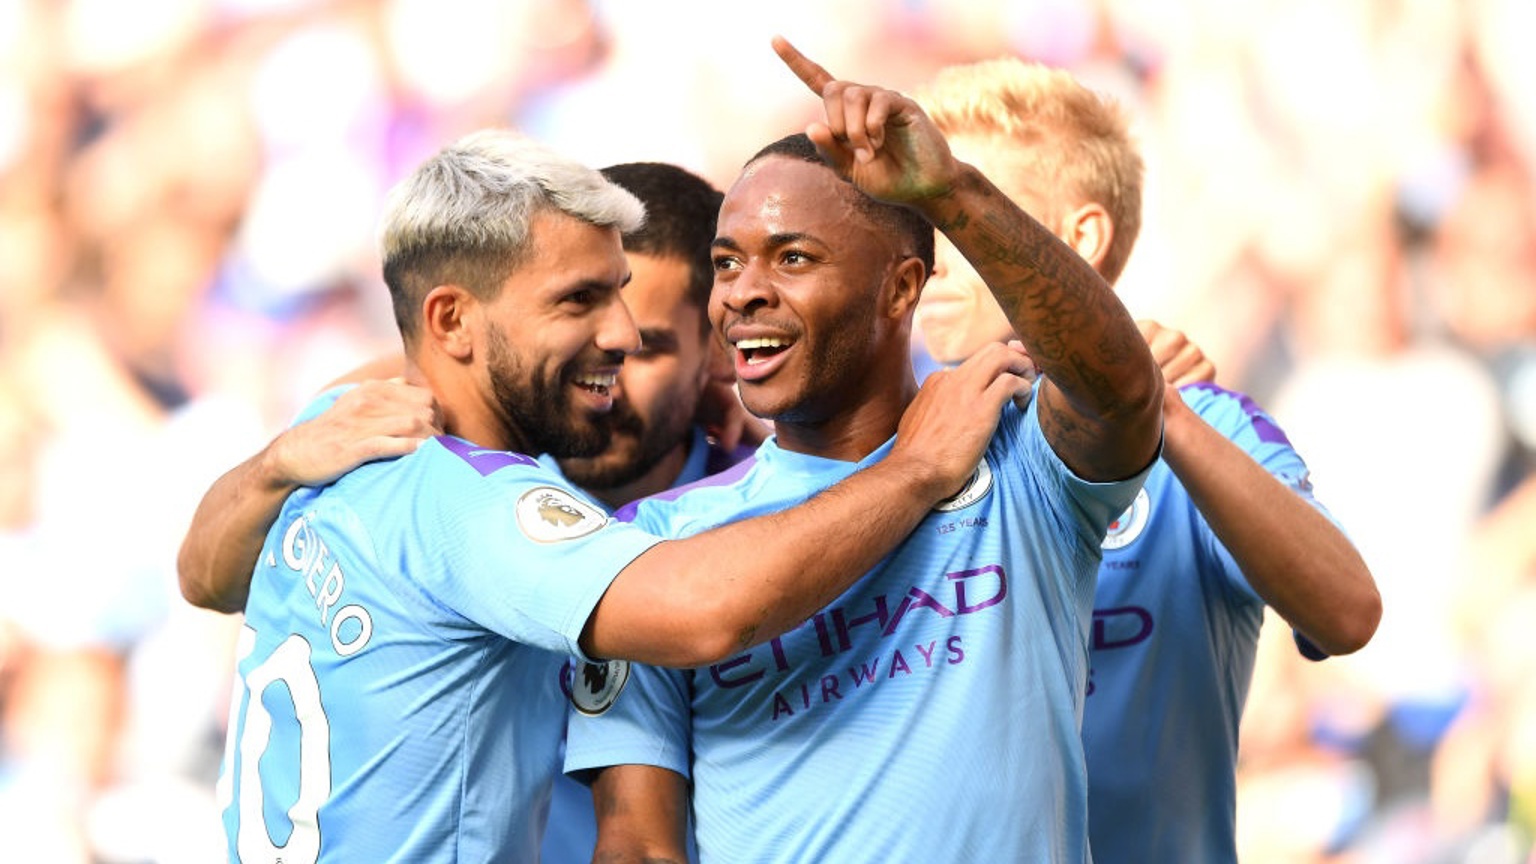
[735,336,791,366]
[573,371,618,397]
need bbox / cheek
[619,360,683,408]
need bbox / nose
[714,259,776,317]
[596,293,641,357]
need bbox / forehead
[947,131,1054,213]
[515,208,629,292]
[717,156,871,241]
[625,252,699,323]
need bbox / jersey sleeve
[564,662,693,780]
[404,441,665,660]
[1005,396,1158,553]
[1179,384,1349,611]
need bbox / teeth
[574,372,617,389]
[735,337,789,350]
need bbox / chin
[737,386,788,424]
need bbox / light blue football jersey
[540,426,749,864]
[218,392,663,863]
[565,398,1149,863]
[1083,382,1343,864]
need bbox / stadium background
[0,0,1532,861]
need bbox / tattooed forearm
[915,160,1162,478]
[963,208,1131,407]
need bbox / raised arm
[583,341,1032,665]
[1141,320,1380,655]
[771,36,1162,481]
[177,376,438,612]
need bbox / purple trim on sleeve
[1181,382,1292,447]
[612,454,757,524]
[437,435,540,476]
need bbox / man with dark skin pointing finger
[563,36,1163,863]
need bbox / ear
[421,284,477,361]
[1060,202,1114,276]
[884,255,928,320]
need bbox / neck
[771,368,918,463]
[583,437,693,511]
[412,354,530,454]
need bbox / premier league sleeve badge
[568,658,630,716]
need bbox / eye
[780,250,812,266]
[632,332,677,360]
[713,254,742,272]
[562,287,598,307]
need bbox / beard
[558,388,695,492]
[486,325,611,459]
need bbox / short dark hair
[600,162,723,327]
[746,133,935,276]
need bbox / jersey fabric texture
[565,398,1150,863]
[540,426,751,864]
[1083,382,1344,864]
[219,389,662,863]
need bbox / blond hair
[917,59,1142,284]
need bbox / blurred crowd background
[0,0,1532,861]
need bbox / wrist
[873,452,951,506]
[1158,390,1201,464]
[254,434,305,495]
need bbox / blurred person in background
[1403,38,1536,861]
[910,56,1380,863]
[1242,12,1526,860]
[0,7,273,862]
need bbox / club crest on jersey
[515,486,606,543]
[1102,487,1150,550]
[934,456,994,512]
[570,659,630,716]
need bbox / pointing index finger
[772,35,834,95]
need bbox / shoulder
[614,453,759,531]
[288,384,352,427]
[1177,382,1294,448]
[400,436,599,520]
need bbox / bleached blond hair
[379,128,645,343]
[917,59,1142,284]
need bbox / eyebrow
[637,328,678,350]
[712,231,818,251]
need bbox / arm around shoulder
[583,342,1035,666]
[177,378,439,613]
[178,442,302,613]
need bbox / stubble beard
[559,390,695,491]
[486,326,611,459]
